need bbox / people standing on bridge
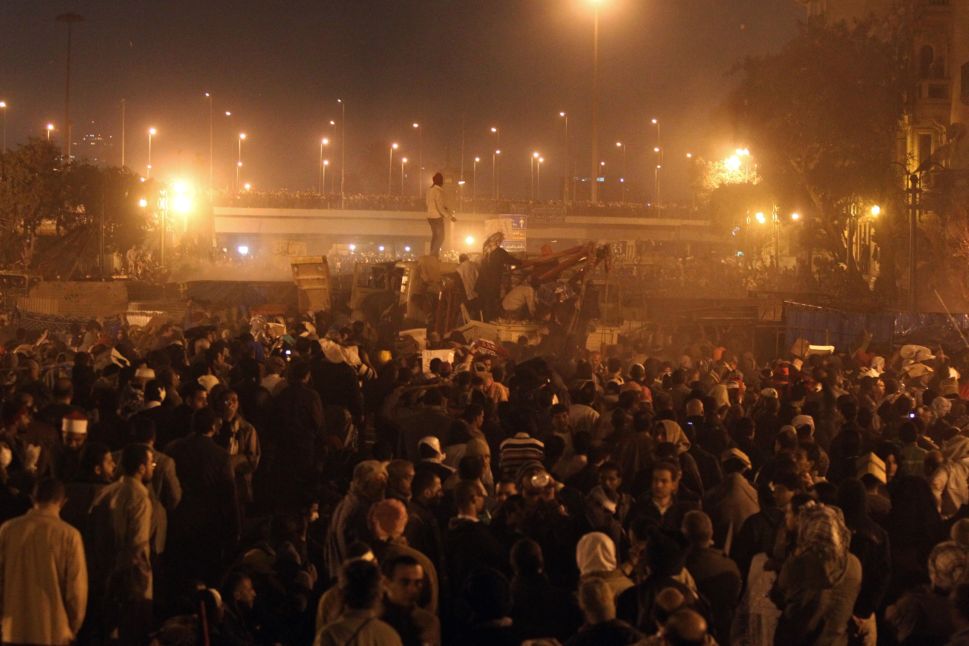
[426,172,456,257]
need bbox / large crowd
[2,306,969,646]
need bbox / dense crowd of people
[3,307,969,646]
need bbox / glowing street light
[472,156,481,210]
[0,100,6,151]
[46,123,55,141]
[559,111,571,203]
[870,204,882,217]
[490,127,501,199]
[465,235,475,246]
[146,127,157,178]
[537,156,545,199]
[401,157,408,196]
[137,197,148,208]
[616,141,627,203]
[388,142,399,194]
[319,137,330,193]
[236,132,247,192]
[725,155,742,172]
[321,159,330,195]
[791,211,801,221]
[243,182,252,192]
[755,211,767,224]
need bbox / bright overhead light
[148,127,157,135]
[378,245,385,252]
[755,211,766,224]
[237,245,249,256]
[791,212,801,221]
[348,243,356,252]
[465,235,475,246]
[137,198,148,208]
[870,205,881,217]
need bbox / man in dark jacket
[166,407,239,587]
[270,362,324,498]
[445,479,505,592]
[682,510,742,644]
[508,538,581,641]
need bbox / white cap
[61,413,88,435]
[418,436,444,457]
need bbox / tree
[728,12,913,299]
[0,139,150,276]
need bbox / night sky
[1,1,803,200]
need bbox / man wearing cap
[415,436,455,483]
[53,411,88,482]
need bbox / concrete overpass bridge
[211,206,725,256]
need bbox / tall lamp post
[412,122,422,196]
[651,118,662,205]
[401,157,408,195]
[322,159,329,196]
[388,142,398,194]
[319,137,329,193]
[589,0,603,203]
[472,156,480,213]
[537,156,545,200]
[615,141,626,203]
[46,123,55,141]
[147,127,157,178]
[236,132,246,192]
[337,98,346,206]
[0,101,7,152]
[559,111,570,204]
[56,12,83,161]
[490,127,500,199]
[530,151,540,200]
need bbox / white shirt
[501,284,537,315]
[426,184,451,219]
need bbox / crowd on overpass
[215,190,700,219]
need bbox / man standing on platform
[426,172,456,256]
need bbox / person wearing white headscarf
[576,532,633,601]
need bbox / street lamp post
[472,156,480,213]
[491,127,500,199]
[413,123,422,196]
[537,157,544,200]
[401,157,408,196]
[530,151,540,200]
[651,119,662,205]
[559,111,570,204]
[337,99,346,207]
[46,124,54,141]
[237,132,246,192]
[615,141,626,203]
[388,143,398,194]
[319,137,329,193]
[147,127,157,178]
[493,149,502,202]
[0,101,7,152]
[590,0,602,203]
[322,159,329,197]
